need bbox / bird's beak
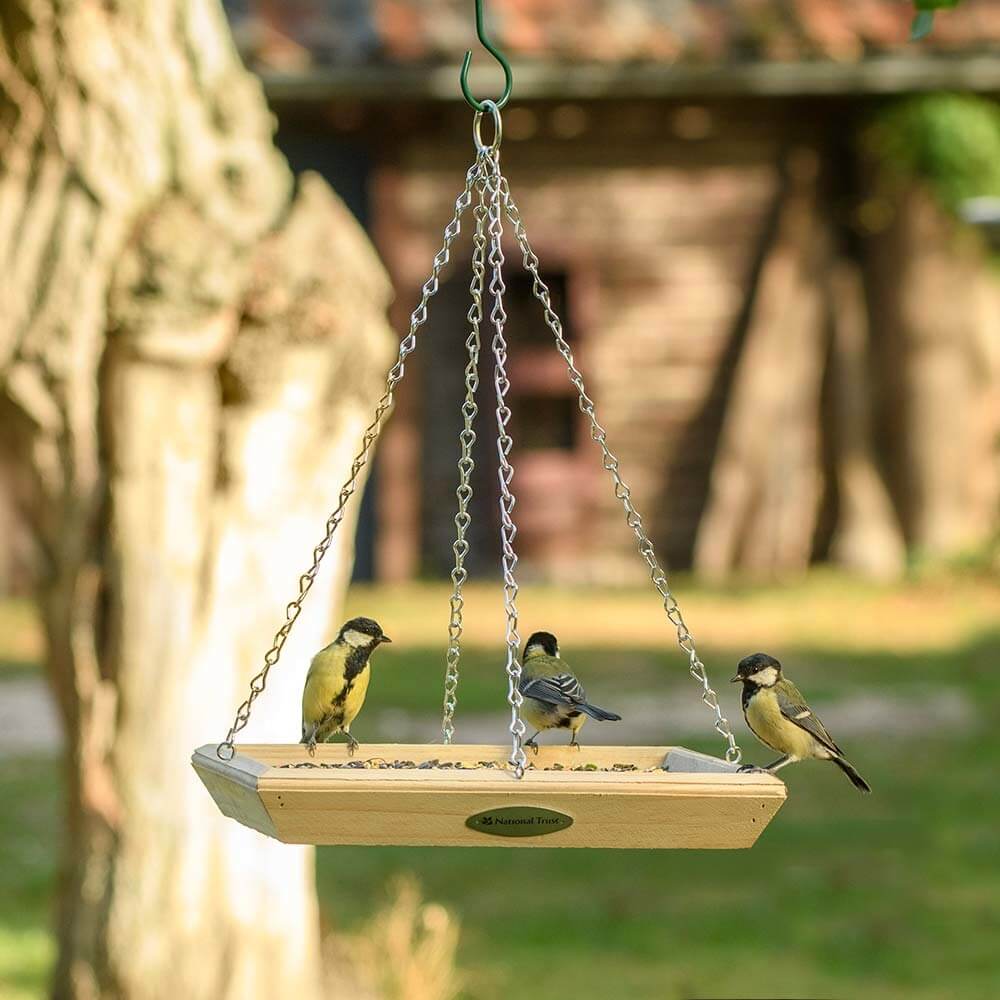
[730,675,741,683]
[379,635,393,644]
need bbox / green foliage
[911,1,962,40]
[867,94,1000,214]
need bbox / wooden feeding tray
[192,743,786,849]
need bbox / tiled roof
[227,1,1000,72]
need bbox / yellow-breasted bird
[300,616,391,755]
[519,631,622,750]
[732,652,871,793]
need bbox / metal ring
[473,100,502,154]
[216,742,236,761]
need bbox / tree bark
[867,187,1000,558]
[826,260,906,580]
[0,3,393,998]
[0,454,35,593]
[693,150,829,579]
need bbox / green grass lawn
[0,757,58,1000]
[2,575,999,999]
[0,599,42,679]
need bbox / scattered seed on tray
[278,758,654,772]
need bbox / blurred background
[1,1,999,999]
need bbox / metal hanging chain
[500,179,743,765]
[441,171,489,743]
[477,102,528,777]
[216,158,483,761]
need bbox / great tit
[732,652,871,793]
[300,616,391,755]
[519,630,622,750]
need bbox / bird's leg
[345,731,360,757]
[307,738,317,757]
[524,732,540,753]
[569,734,581,750]
[765,755,792,772]
[739,755,790,774]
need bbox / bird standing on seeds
[732,652,871,793]
[519,631,622,749]
[300,617,391,755]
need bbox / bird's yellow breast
[338,666,370,728]
[302,646,371,730]
[746,688,816,758]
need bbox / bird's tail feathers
[833,755,871,793]
[578,702,622,722]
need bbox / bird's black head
[338,616,392,648]
[732,652,782,687]
[523,631,559,659]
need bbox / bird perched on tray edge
[301,616,392,755]
[732,652,871,793]
[519,630,622,750]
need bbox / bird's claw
[737,764,766,774]
[346,735,360,757]
[307,739,317,757]
[524,739,539,755]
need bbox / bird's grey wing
[776,682,841,754]
[521,672,586,706]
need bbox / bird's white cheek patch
[751,666,779,686]
[342,629,373,647]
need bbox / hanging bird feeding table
[192,744,783,849]
[192,3,786,849]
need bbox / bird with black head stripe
[301,617,391,755]
[733,652,871,792]
[519,630,622,750]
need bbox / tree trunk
[0,3,393,998]
[0,456,35,594]
[867,187,1000,557]
[826,260,906,580]
[693,150,829,579]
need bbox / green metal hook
[460,0,513,111]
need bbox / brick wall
[371,99,799,581]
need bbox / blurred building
[223,0,1000,583]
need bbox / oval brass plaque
[465,806,573,838]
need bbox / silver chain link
[441,160,489,743]
[216,159,482,761]
[479,104,528,777]
[500,179,743,765]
